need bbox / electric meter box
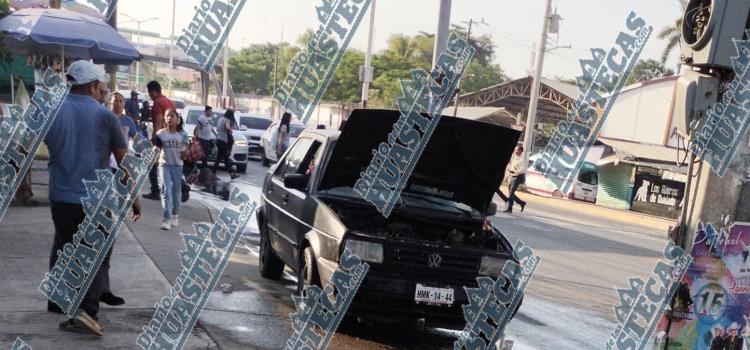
[673,70,721,138]
[680,0,750,69]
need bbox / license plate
[414,284,454,306]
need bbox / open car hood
[318,109,521,212]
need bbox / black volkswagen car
[257,109,522,329]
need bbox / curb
[516,191,676,231]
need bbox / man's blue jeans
[505,174,527,212]
[159,164,183,221]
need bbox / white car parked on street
[182,105,250,173]
[259,120,306,166]
[236,113,272,159]
[524,153,599,203]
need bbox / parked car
[257,109,523,329]
[236,113,272,159]
[182,105,250,173]
[171,98,186,116]
[259,120,306,166]
[525,153,599,203]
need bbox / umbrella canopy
[0,8,141,65]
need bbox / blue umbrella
[0,8,141,65]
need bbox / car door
[266,137,315,265]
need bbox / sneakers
[171,215,179,227]
[160,220,171,230]
[59,309,103,336]
[142,192,160,200]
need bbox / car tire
[237,163,247,173]
[552,190,563,198]
[261,148,270,167]
[259,221,285,280]
[297,245,321,295]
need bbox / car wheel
[297,245,321,295]
[237,163,247,173]
[552,190,563,198]
[259,221,284,279]
[261,148,270,167]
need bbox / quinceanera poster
[656,222,750,350]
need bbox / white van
[524,154,599,203]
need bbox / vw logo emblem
[427,253,442,268]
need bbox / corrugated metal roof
[597,137,685,165]
[541,78,580,99]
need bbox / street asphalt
[1,159,672,349]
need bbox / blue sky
[117,0,683,80]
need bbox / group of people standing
[42,60,200,335]
[193,105,240,178]
[711,323,743,350]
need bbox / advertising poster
[657,222,750,350]
[630,173,684,219]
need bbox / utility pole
[360,0,376,108]
[167,0,176,96]
[522,0,553,165]
[452,18,485,117]
[432,0,452,70]
[222,37,229,109]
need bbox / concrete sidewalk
[0,164,218,349]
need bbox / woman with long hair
[152,109,189,230]
[277,112,292,158]
[214,109,238,178]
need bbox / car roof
[238,114,271,119]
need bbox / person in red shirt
[143,81,176,200]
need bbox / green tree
[322,50,364,103]
[229,43,276,95]
[461,60,506,93]
[626,59,675,85]
[658,0,687,64]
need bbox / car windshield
[185,110,239,130]
[173,100,186,109]
[240,116,272,130]
[319,187,479,217]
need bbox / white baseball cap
[66,60,108,85]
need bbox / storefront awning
[597,137,688,173]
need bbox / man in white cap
[710,324,726,350]
[44,60,141,336]
[726,322,743,350]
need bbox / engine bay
[324,198,508,252]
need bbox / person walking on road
[152,109,189,230]
[277,112,292,158]
[44,60,141,336]
[143,81,175,200]
[125,90,140,121]
[213,109,239,178]
[504,145,527,213]
[194,105,215,169]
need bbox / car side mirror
[284,173,308,191]
[239,125,248,131]
[486,202,498,216]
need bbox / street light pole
[121,14,158,91]
[432,0,452,70]
[360,0,376,108]
[452,18,485,117]
[522,0,552,165]
[167,0,176,96]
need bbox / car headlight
[234,140,248,147]
[344,239,383,264]
[479,256,506,277]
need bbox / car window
[290,125,305,137]
[240,116,272,130]
[578,171,598,186]
[185,110,202,125]
[274,138,314,181]
[174,100,186,109]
